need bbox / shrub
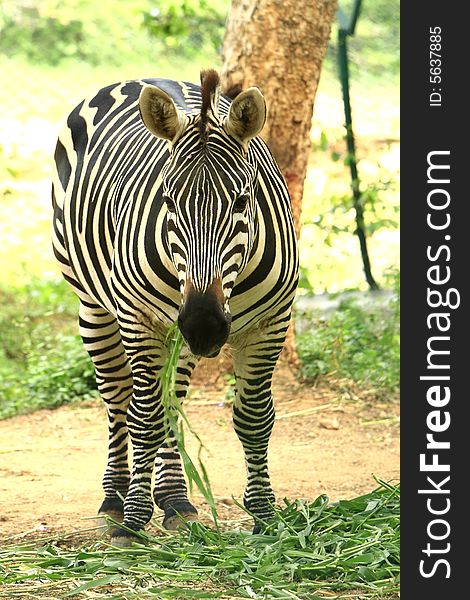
[297,272,400,392]
[0,0,155,65]
[142,0,228,56]
[0,279,97,420]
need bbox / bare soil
[0,360,399,543]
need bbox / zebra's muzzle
[178,287,231,358]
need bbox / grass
[296,272,400,393]
[162,324,219,524]
[0,479,399,599]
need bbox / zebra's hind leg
[153,352,199,529]
[232,315,290,532]
[79,301,132,525]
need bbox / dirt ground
[0,359,399,542]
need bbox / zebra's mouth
[181,334,223,358]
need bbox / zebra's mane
[199,69,220,141]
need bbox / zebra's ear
[224,87,266,148]
[139,85,188,144]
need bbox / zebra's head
[139,70,266,357]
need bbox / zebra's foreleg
[232,316,290,532]
[79,301,132,522]
[110,366,166,544]
[107,323,172,545]
[154,439,199,530]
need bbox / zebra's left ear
[224,87,266,149]
[139,85,188,145]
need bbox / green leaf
[63,574,121,596]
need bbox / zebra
[52,69,299,545]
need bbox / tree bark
[221,0,337,364]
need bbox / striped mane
[199,69,220,141]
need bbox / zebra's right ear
[224,87,266,150]
[139,85,188,144]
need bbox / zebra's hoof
[163,512,200,531]
[97,497,125,529]
[110,527,144,547]
[111,535,134,548]
[162,501,199,531]
[96,509,124,529]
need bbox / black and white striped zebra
[52,69,298,544]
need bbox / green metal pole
[338,24,379,290]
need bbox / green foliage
[0,0,398,73]
[0,278,97,420]
[306,132,399,248]
[0,479,400,598]
[335,0,400,77]
[0,278,76,360]
[316,179,398,241]
[25,333,97,409]
[142,0,229,56]
[0,143,18,191]
[0,4,84,65]
[297,272,400,392]
[0,0,154,65]
[301,126,399,293]
[0,0,228,65]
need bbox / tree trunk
[221,0,337,364]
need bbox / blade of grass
[63,574,121,597]
[161,323,219,526]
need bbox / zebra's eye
[163,195,176,213]
[233,194,250,213]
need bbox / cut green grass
[0,479,399,599]
[162,323,219,525]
